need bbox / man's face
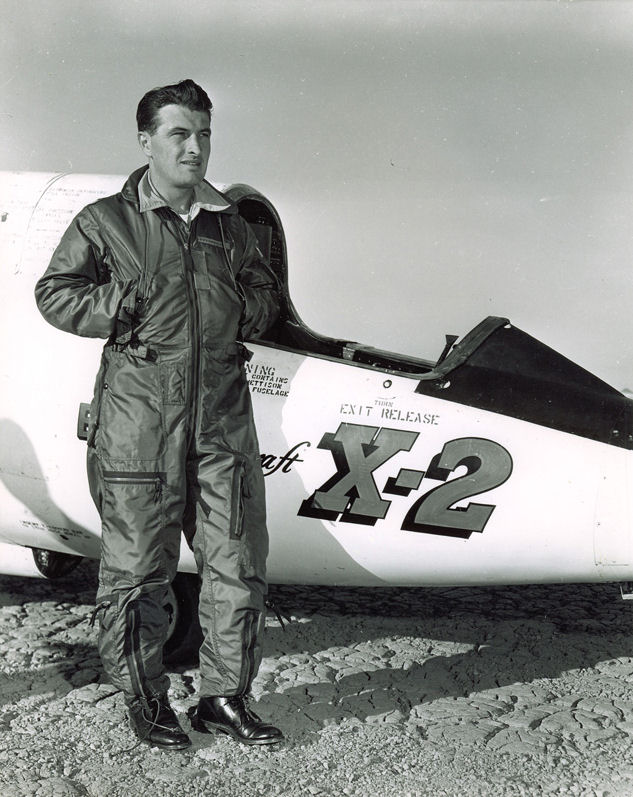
[138,103,211,192]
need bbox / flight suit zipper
[237,610,258,695]
[176,218,201,447]
[124,601,146,698]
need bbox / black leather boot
[128,695,192,750]
[192,695,283,745]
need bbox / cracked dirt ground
[1,563,633,796]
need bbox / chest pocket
[194,233,237,291]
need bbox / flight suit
[35,166,280,701]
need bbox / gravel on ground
[1,562,632,796]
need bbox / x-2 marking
[298,423,419,526]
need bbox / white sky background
[2,0,633,389]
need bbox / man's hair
[136,79,212,134]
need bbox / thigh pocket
[236,459,268,579]
[200,345,249,425]
[99,360,164,461]
[100,471,166,578]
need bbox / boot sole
[129,720,192,751]
[192,716,283,745]
[141,736,192,751]
[138,734,192,751]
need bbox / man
[35,79,283,750]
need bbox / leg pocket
[99,357,164,461]
[236,456,268,580]
[100,471,166,579]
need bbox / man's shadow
[0,419,94,551]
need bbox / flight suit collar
[137,169,234,219]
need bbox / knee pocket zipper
[102,471,164,502]
[230,463,246,540]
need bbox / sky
[2,0,633,389]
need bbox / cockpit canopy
[229,184,632,450]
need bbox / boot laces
[117,696,175,755]
[229,693,262,722]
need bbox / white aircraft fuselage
[1,171,631,587]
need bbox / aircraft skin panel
[248,342,632,586]
[1,170,632,587]
[0,542,46,578]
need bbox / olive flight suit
[35,166,280,701]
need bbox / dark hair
[136,79,212,133]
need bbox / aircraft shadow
[0,561,98,608]
[0,643,101,712]
[257,582,633,741]
[2,572,632,735]
[0,565,99,709]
